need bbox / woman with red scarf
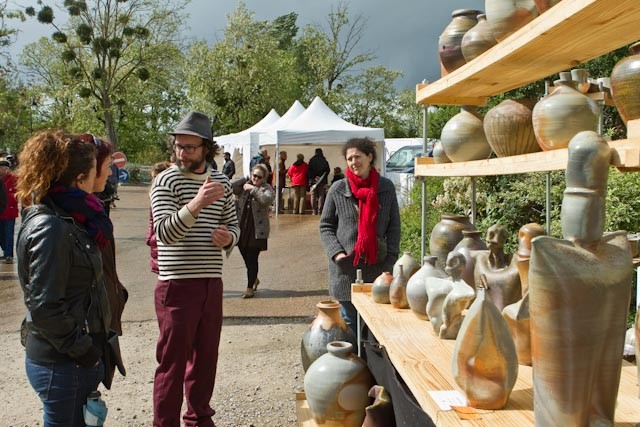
[319,138,401,332]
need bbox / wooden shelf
[416,0,640,106]
[414,138,640,177]
[352,286,640,427]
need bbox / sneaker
[4,257,13,264]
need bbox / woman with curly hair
[16,130,114,426]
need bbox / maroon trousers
[153,278,223,427]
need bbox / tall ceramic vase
[532,81,599,151]
[429,214,476,269]
[406,256,447,319]
[389,265,409,309]
[611,42,640,123]
[438,9,480,73]
[453,230,487,288]
[485,0,538,41]
[301,300,357,372]
[440,106,492,162]
[304,341,375,427]
[484,99,540,157]
[461,14,497,62]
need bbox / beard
[177,156,206,173]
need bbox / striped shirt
[150,165,240,280]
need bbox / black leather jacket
[18,195,111,367]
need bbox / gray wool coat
[319,176,401,301]
[232,177,275,240]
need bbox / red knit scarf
[346,167,379,266]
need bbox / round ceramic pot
[371,272,393,304]
[389,265,409,309]
[438,9,480,73]
[461,14,497,62]
[485,0,538,41]
[532,82,599,151]
[301,300,357,372]
[429,214,476,269]
[393,252,420,278]
[611,42,640,123]
[484,99,540,157]
[453,230,488,288]
[534,0,562,13]
[440,106,492,162]
[433,141,451,163]
[304,341,375,427]
[406,256,447,319]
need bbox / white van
[384,139,436,208]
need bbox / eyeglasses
[174,143,203,154]
[252,174,264,179]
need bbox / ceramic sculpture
[406,256,447,319]
[440,252,476,339]
[514,223,546,296]
[452,230,487,288]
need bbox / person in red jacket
[287,153,308,214]
[0,159,18,263]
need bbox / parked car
[385,140,436,208]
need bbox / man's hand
[187,176,225,217]
[211,225,233,248]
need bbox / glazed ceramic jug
[371,271,393,304]
[433,141,451,164]
[438,9,480,73]
[611,42,640,123]
[484,99,540,157]
[406,256,447,319]
[532,81,599,151]
[393,252,420,278]
[304,341,375,427]
[461,14,497,62]
[429,214,476,269]
[301,300,357,372]
[453,230,487,288]
[485,0,538,41]
[440,106,492,162]
[389,265,409,309]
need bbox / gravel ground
[0,317,311,427]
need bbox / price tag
[427,390,467,411]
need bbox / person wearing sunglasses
[232,163,275,299]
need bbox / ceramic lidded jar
[485,0,538,41]
[393,252,420,278]
[371,272,393,304]
[461,14,497,62]
[453,230,487,288]
[433,141,451,164]
[440,106,492,162]
[389,265,409,309]
[304,341,375,427]
[406,256,447,319]
[438,9,481,73]
[532,81,599,151]
[301,300,357,372]
[484,99,540,157]
[611,42,640,123]
[430,214,476,269]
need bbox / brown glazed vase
[461,14,497,62]
[301,300,357,372]
[534,0,562,13]
[389,265,409,309]
[438,9,480,73]
[453,230,487,288]
[304,341,375,427]
[452,284,518,409]
[532,81,599,151]
[440,106,492,162]
[611,42,640,123]
[485,0,538,41]
[371,271,393,304]
[429,214,476,269]
[484,99,540,157]
[406,256,447,319]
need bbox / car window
[387,146,423,168]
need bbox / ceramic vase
[484,99,540,157]
[453,230,487,288]
[485,0,538,41]
[406,256,447,319]
[515,223,546,296]
[393,252,420,278]
[389,265,409,309]
[534,0,561,13]
[429,214,476,269]
[502,293,532,366]
[461,14,497,62]
[611,42,640,123]
[304,341,375,427]
[301,300,357,372]
[452,284,518,409]
[438,9,480,73]
[532,81,599,151]
[425,275,453,334]
[440,106,492,162]
[362,385,395,427]
[371,272,393,304]
[433,141,451,164]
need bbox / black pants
[239,246,261,289]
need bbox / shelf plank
[352,288,640,427]
[416,0,640,106]
[414,138,640,177]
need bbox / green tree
[0,0,25,70]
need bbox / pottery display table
[351,284,640,426]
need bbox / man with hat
[150,111,240,427]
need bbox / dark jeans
[311,185,327,214]
[25,357,104,427]
[239,246,261,289]
[0,218,15,257]
[339,300,358,335]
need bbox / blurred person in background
[287,153,308,215]
[0,158,18,263]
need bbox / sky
[9,0,485,90]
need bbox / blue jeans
[0,218,15,257]
[339,300,358,335]
[26,357,104,427]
